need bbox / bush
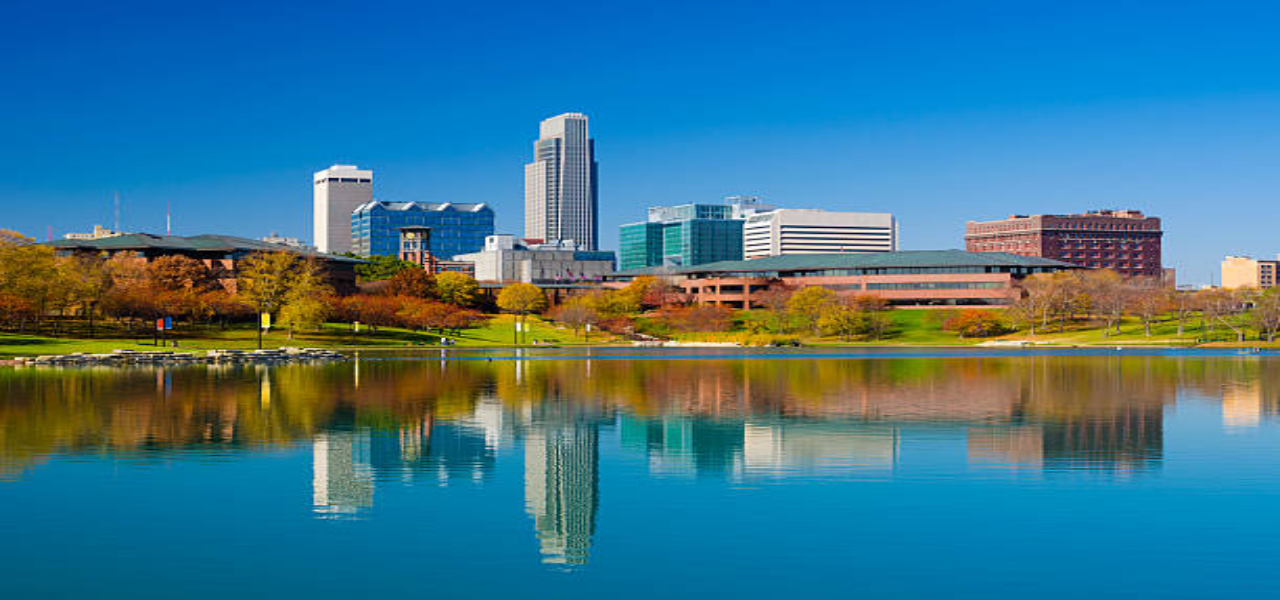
[942,309,1009,338]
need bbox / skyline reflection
[4,351,1280,565]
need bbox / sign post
[259,313,271,350]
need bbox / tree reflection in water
[2,353,1278,564]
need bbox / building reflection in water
[522,409,600,566]
[312,430,373,517]
[13,354,1280,561]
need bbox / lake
[1,348,1278,598]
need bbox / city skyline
[10,2,1280,284]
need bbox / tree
[277,259,332,339]
[57,255,113,337]
[1252,290,1280,342]
[551,296,600,340]
[752,282,794,333]
[943,309,1009,338]
[238,252,302,317]
[817,305,862,340]
[787,286,838,335]
[497,283,547,344]
[0,230,60,331]
[1169,289,1200,336]
[148,255,217,292]
[278,295,329,339]
[657,304,734,333]
[334,294,402,332]
[849,294,893,340]
[348,254,420,281]
[1125,277,1169,337]
[1201,288,1249,342]
[435,271,479,307]
[1079,269,1128,336]
[238,252,333,340]
[383,268,437,299]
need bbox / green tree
[345,253,420,281]
[497,283,547,344]
[435,271,479,306]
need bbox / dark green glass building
[618,203,746,271]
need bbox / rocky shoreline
[10,347,347,367]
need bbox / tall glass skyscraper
[350,201,494,259]
[524,113,598,250]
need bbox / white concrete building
[455,235,615,284]
[525,113,598,250]
[743,209,897,259]
[313,164,372,254]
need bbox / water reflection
[3,352,1280,566]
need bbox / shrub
[943,309,1009,338]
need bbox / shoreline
[3,339,1276,363]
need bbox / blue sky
[5,0,1280,284]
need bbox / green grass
[4,310,1272,359]
[658,308,1272,348]
[0,315,617,359]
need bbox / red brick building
[965,210,1163,277]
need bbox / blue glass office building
[351,201,494,259]
[618,203,745,271]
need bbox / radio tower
[166,201,172,235]
[113,191,121,232]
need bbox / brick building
[964,210,1162,277]
[606,250,1076,308]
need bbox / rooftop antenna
[113,191,121,231]
[166,201,172,235]
[47,225,53,242]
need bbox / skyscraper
[313,164,373,254]
[524,113,598,250]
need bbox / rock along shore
[11,347,347,367]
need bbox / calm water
[2,348,1279,598]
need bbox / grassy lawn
[0,315,615,358]
[4,310,1272,358]
[662,308,1269,348]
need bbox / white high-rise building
[313,164,372,254]
[524,113,598,250]
[743,209,897,259]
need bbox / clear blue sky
[5,0,1280,284]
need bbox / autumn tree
[1252,290,1280,342]
[943,309,1009,338]
[435,271,479,307]
[849,294,893,340]
[383,268,437,299]
[787,286,838,335]
[1125,276,1169,337]
[57,255,113,337]
[752,282,794,333]
[497,283,547,344]
[0,230,60,330]
[238,252,333,337]
[657,304,734,333]
[551,296,600,340]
